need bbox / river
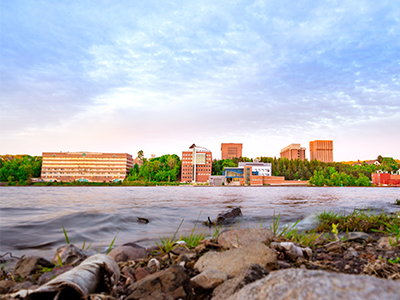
[0,186,399,263]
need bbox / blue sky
[1,0,399,161]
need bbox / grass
[61,226,119,254]
[179,211,208,248]
[316,208,398,233]
[156,219,184,253]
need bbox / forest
[0,155,42,184]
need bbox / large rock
[191,269,228,289]
[194,242,278,278]
[14,256,54,278]
[215,207,243,224]
[126,265,193,300]
[212,264,269,300]
[108,243,147,263]
[218,228,274,248]
[227,268,400,300]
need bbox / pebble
[344,265,351,270]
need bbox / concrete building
[181,144,213,183]
[280,144,306,160]
[309,140,333,162]
[41,152,133,182]
[209,176,226,186]
[221,143,243,160]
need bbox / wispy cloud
[1,0,399,160]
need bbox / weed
[107,230,120,254]
[212,223,224,240]
[156,219,184,253]
[316,208,396,233]
[62,226,70,244]
[388,257,400,264]
[270,211,300,237]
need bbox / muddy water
[0,186,399,262]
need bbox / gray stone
[194,242,278,278]
[14,256,54,278]
[215,207,243,224]
[218,228,274,248]
[191,269,228,290]
[227,268,400,300]
[52,244,89,266]
[108,244,147,263]
[212,264,269,300]
[126,265,193,300]
[9,281,33,292]
[346,232,371,242]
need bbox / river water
[0,186,399,263]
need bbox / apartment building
[309,140,333,163]
[280,144,306,160]
[41,152,133,182]
[181,144,213,183]
[221,143,243,160]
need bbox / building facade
[309,140,333,162]
[181,144,213,183]
[41,152,133,182]
[221,143,243,160]
[371,173,400,186]
[280,144,306,160]
[223,162,273,186]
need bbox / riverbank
[1,208,399,299]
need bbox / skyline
[1,1,399,161]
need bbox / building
[209,176,226,186]
[371,172,400,186]
[352,160,381,167]
[309,140,333,162]
[181,144,213,183]
[223,162,273,186]
[221,143,243,160]
[41,152,133,182]
[280,144,306,160]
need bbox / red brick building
[221,143,243,160]
[280,144,306,160]
[371,173,400,186]
[41,152,133,182]
[181,144,212,183]
[310,140,333,162]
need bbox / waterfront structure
[371,172,400,186]
[309,140,333,162]
[223,162,273,186]
[209,175,226,186]
[280,144,306,161]
[41,152,133,182]
[221,143,243,160]
[181,144,212,183]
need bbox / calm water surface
[0,186,399,262]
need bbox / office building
[309,140,333,162]
[181,144,213,183]
[223,162,274,186]
[41,152,133,182]
[280,144,306,160]
[221,143,243,160]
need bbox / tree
[137,150,144,160]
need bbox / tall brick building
[221,143,243,160]
[41,152,133,182]
[280,144,306,160]
[181,144,212,183]
[309,140,333,162]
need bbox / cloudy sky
[1,0,399,161]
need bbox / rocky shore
[1,210,400,299]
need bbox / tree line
[0,155,42,184]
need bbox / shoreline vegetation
[0,154,399,187]
[1,206,400,299]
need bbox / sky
[1,0,399,161]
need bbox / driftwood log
[204,207,243,226]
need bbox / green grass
[156,219,184,253]
[179,211,207,248]
[316,208,398,233]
